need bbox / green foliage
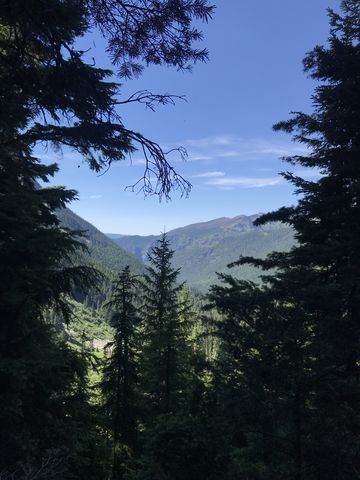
[1,0,214,474]
[0,155,102,476]
[123,237,219,480]
[140,234,190,416]
[101,267,142,478]
[127,413,221,480]
[207,2,360,479]
[0,0,213,198]
[57,208,145,275]
[6,0,360,479]
[64,297,114,343]
[90,243,216,480]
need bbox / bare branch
[124,131,191,200]
[115,90,186,111]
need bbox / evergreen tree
[0,1,213,476]
[134,254,217,480]
[101,267,141,479]
[140,234,188,416]
[255,2,360,476]
[0,155,101,475]
[208,275,312,479]
[209,2,360,478]
[0,0,214,199]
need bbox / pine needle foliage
[208,2,360,478]
[101,267,142,478]
[140,234,185,416]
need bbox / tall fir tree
[140,234,188,416]
[255,2,360,476]
[209,1,360,478]
[0,155,102,475]
[1,1,213,476]
[208,275,312,479]
[133,239,217,480]
[101,266,141,479]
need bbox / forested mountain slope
[57,208,145,274]
[110,215,295,291]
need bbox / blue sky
[41,0,339,235]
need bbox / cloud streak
[191,171,225,178]
[88,194,103,199]
[205,176,281,188]
[182,134,308,163]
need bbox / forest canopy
[1,1,360,479]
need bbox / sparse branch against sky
[42,0,340,235]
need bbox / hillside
[110,215,295,291]
[57,208,145,274]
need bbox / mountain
[57,208,145,274]
[110,215,295,291]
[106,233,125,239]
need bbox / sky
[40,0,340,235]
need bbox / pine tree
[140,234,187,416]
[101,267,141,479]
[0,155,101,475]
[208,275,312,479]
[0,0,214,199]
[135,259,217,480]
[0,1,213,475]
[254,2,360,476]
[209,1,360,478]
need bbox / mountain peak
[111,214,294,291]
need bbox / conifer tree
[0,0,214,198]
[252,2,360,476]
[208,275,311,479]
[0,155,101,475]
[101,266,141,479]
[209,1,360,478]
[134,242,216,480]
[140,234,187,416]
[0,1,213,476]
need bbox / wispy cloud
[216,150,241,158]
[188,154,212,161]
[129,157,146,166]
[205,176,282,188]
[111,157,146,168]
[180,134,308,163]
[191,171,225,178]
[184,134,235,149]
[88,194,103,200]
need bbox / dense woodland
[1,0,360,479]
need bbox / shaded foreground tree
[0,0,214,197]
[140,234,189,416]
[208,1,360,479]
[101,267,142,479]
[130,236,217,480]
[0,0,213,476]
[0,156,103,476]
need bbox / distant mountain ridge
[57,208,144,274]
[109,214,295,291]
